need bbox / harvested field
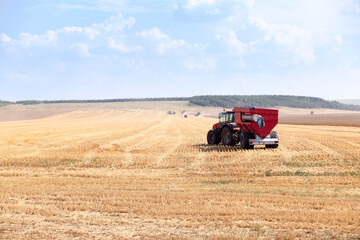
[280,113,360,127]
[0,104,360,239]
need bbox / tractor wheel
[240,132,254,149]
[266,131,279,149]
[221,127,236,146]
[232,132,240,143]
[207,129,220,145]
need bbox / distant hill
[2,95,360,111]
[337,99,360,106]
[189,95,360,111]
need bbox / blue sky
[0,0,359,101]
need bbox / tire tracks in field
[121,115,197,169]
[120,115,174,167]
[174,116,209,175]
[81,111,164,162]
[153,117,184,169]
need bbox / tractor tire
[232,132,240,143]
[207,129,220,145]
[221,127,236,146]
[240,132,254,149]
[266,131,279,149]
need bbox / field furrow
[0,107,359,239]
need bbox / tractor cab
[214,111,237,130]
[219,111,235,123]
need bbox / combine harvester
[207,107,279,149]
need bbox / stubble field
[0,103,360,239]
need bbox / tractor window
[226,112,235,122]
[219,113,226,122]
[219,112,235,123]
[231,112,235,122]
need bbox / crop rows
[0,109,359,239]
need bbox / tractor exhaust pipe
[242,114,261,122]
[242,114,265,129]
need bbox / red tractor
[207,107,279,149]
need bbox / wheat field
[0,105,360,239]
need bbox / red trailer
[207,107,279,149]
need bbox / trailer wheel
[221,127,236,146]
[207,129,220,145]
[240,132,254,149]
[266,131,279,149]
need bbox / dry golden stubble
[0,106,359,239]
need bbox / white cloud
[216,28,247,53]
[92,14,135,32]
[137,27,200,54]
[18,31,58,48]
[71,43,90,57]
[184,57,217,70]
[243,0,255,8]
[230,0,255,8]
[109,37,142,52]
[183,0,217,9]
[15,13,134,48]
[248,0,359,35]
[1,13,138,56]
[181,0,255,10]
[32,1,151,14]
[61,26,83,34]
[249,16,330,64]
[1,33,11,43]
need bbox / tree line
[1,95,359,111]
[14,97,190,105]
[189,95,360,111]
[0,100,12,107]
